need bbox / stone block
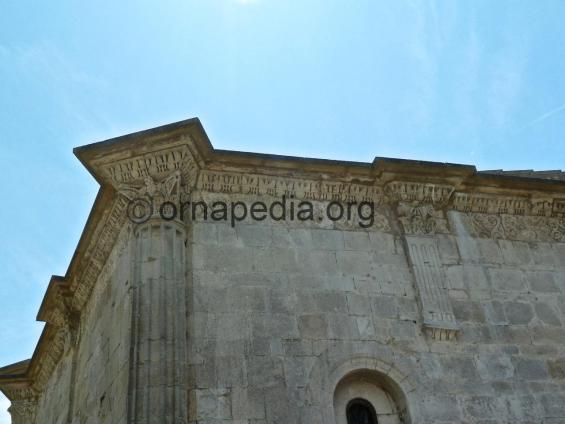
[477,239,503,264]
[390,320,416,341]
[540,393,565,417]
[282,339,313,356]
[192,223,218,245]
[534,302,562,326]
[476,354,514,380]
[531,326,565,344]
[236,225,273,247]
[327,313,360,340]
[252,313,299,339]
[484,300,508,325]
[297,314,328,339]
[452,300,486,323]
[504,302,534,325]
[231,387,266,419]
[548,358,565,380]
[527,270,560,293]
[446,265,489,291]
[346,293,372,315]
[311,229,344,250]
[439,356,481,382]
[530,242,558,268]
[336,251,372,275]
[192,388,232,419]
[421,396,462,422]
[371,296,398,319]
[461,396,505,420]
[355,316,376,338]
[313,291,348,313]
[247,356,285,387]
[343,230,371,251]
[513,358,549,380]
[488,268,528,292]
[436,234,460,264]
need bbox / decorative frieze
[385,181,454,205]
[71,195,130,311]
[102,145,198,187]
[31,325,68,392]
[452,193,565,217]
[197,170,384,203]
[458,212,565,242]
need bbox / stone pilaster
[386,182,459,341]
[127,218,188,423]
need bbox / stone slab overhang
[2,116,565,400]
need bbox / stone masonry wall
[23,192,565,423]
[187,198,565,423]
[32,227,133,423]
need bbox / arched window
[333,369,409,424]
[346,398,378,424]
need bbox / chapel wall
[32,227,135,423]
[186,191,565,423]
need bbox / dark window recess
[346,398,378,424]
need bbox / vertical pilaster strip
[128,219,188,423]
[386,182,459,341]
[404,236,458,340]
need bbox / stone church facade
[1,118,565,423]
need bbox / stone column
[127,219,188,423]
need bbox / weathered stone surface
[2,119,565,424]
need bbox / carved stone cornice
[37,276,75,329]
[385,181,454,205]
[29,324,68,392]
[102,144,199,193]
[196,169,385,203]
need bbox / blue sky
[1,0,565,420]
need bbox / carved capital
[120,170,188,224]
[8,399,37,424]
[102,145,199,190]
[3,386,38,424]
[397,202,449,236]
